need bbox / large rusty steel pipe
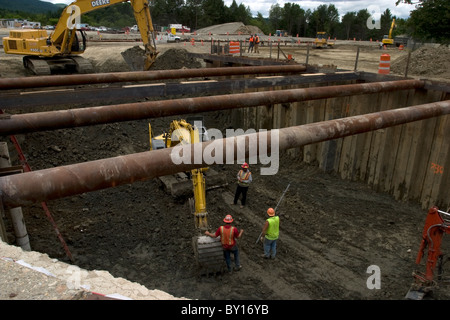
[1,100,449,208]
[0,80,424,136]
[0,65,307,90]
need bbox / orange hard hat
[223,214,234,223]
[267,208,275,216]
[241,162,249,169]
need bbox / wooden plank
[390,89,417,200]
[426,114,450,209]
[333,94,353,173]
[406,89,438,202]
[371,91,404,193]
[351,93,378,181]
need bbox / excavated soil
[1,40,450,300]
[391,45,450,80]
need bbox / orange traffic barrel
[399,44,404,50]
[378,54,390,74]
[229,41,240,54]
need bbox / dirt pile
[150,48,202,70]
[195,22,264,36]
[391,45,450,79]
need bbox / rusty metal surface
[0,72,360,109]
[0,65,306,90]
[0,80,424,135]
[1,99,448,208]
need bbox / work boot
[234,265,242,271]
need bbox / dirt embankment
[391,45,450,80]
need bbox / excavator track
[71,56,94,74]
[23,55,94,75]
[23,56,51,75]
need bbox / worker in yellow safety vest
[232,162,252,208]
[260,207,279,259]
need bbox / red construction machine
[406,206,450,300]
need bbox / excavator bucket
[121,45,157,71]
[405,281,429,300]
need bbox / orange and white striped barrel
[378,54,390,74]
[229,41,240,54]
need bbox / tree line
[1,0,448,44]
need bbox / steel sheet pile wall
[235,81,450,210]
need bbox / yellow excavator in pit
[2,0,158,75]
[149,119,228,275]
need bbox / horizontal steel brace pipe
[0,65,307,90]
[0,80,424,136]
[1,100,449,208]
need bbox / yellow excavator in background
[382,19,396,46]
[149,118,227,274]
[2,0,158,75]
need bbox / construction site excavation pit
[0,44,450,301]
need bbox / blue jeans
[223,245,240,271]
[264,238,277,258]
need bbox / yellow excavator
[149,119,228,274]
[2,0,158,75]
[382,19,396,46]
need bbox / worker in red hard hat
[232,162,252,209]
[260,207,279,259]
[205,214,244,273]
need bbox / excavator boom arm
[51,0,157,67]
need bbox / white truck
[167,33,181,43]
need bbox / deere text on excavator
[2,0,158,75]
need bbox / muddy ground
[1,37,449,300]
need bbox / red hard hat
[241,162,249,169]
[223,214,234,223]
[267,208,275,216]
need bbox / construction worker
[260,207,279,259]
[232,162,252,208]
[254,34,260,53]
[248,34,254,53]
[205,214,244,273]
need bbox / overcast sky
[41,0,416,19]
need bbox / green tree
[268,3,283,32]
[281,3,305,36]
[249,12,271,35]
[228,0,252,24]
[405,0,450,43]
[309,4,339,36]
[341,12,357,39]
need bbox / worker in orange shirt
[248,34,254,53]
[254,34,260,53]
[205,214,244,273]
